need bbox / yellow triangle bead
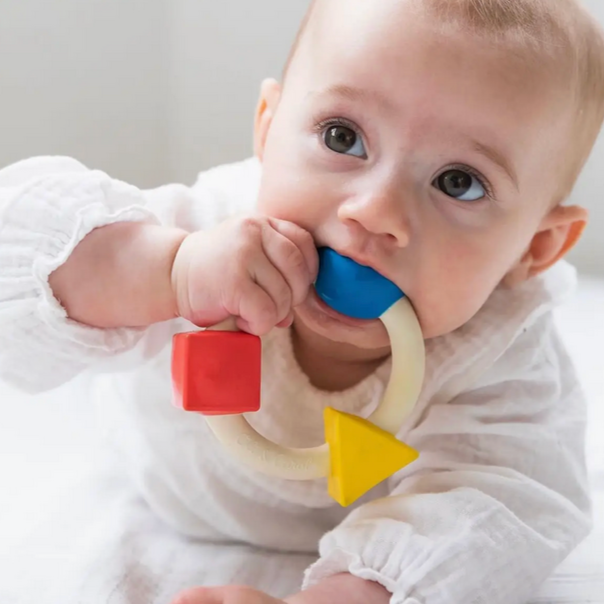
[324,407,419,507]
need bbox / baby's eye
[324,125,367,158]
[433,169,486,202]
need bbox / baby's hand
[171,586,285,604]
[171,215,318,336]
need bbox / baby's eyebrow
[308,84,397,112]
[471,139,519,192]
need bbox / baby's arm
[0,157,230,392]
[49,222,187,328]
[303,314,591,604]
[0,156,315,393]
[0,156,170,392]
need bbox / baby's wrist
[170,230,195,321]
[161,227,190,321]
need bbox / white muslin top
[0,156,591,604]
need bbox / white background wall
[566,0,604,275]
[0,0,601,275]
[0,0,171,185]
[167,0,309,183]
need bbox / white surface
[0,276,603,601]
[0,375,97,551]
[0,0,601,277]
[534,276,604,602]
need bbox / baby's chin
[414,305,483,341]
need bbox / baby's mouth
[306,288,379,328]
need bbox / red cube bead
[172,331,261,415]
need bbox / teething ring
[173,249,426,506]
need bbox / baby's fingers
[263,220,317,307]
[234,258,292,335]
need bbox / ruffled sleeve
[0,157,163,392]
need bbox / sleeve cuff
[302,519,425,604]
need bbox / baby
[1,0,603,603]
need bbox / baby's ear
[254,78,282,161]
[503,204,588,287]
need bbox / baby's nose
[337,192,411,248]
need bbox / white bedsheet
[0,276,602,603]
[534,275,604,603]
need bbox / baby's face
[256,0,574,350]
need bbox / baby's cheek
[415,280,493,339]
[257,176,314,224]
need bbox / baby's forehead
[294,0,566,69]
[297,1,546,81]
[290,0,573,127]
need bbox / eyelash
[314,116,363,141]
[313,117,495,200]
